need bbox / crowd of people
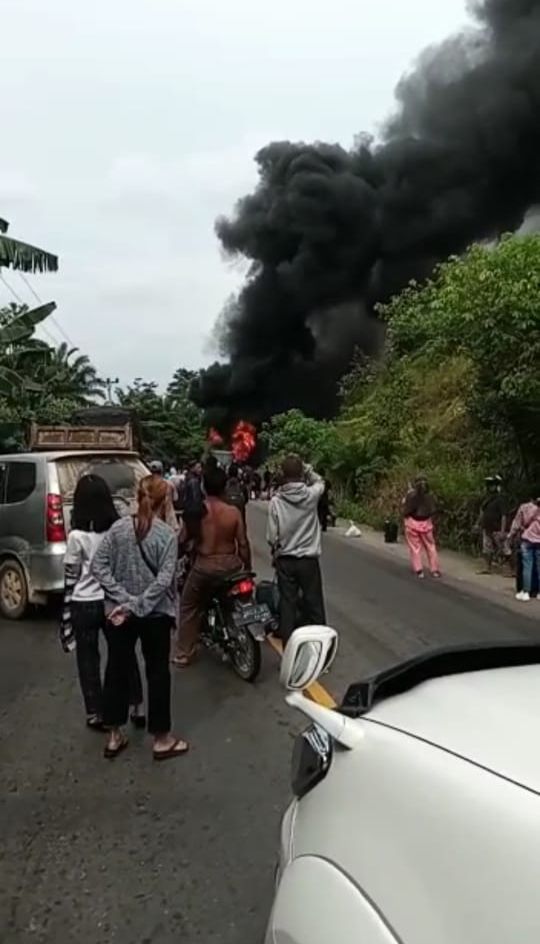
[61,453,330,760]
[61,453,540,761]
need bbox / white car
[266,628,540,944]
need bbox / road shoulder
[329,518,538,622]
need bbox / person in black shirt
[317,476,332,532]
[476,475,508,574]
[263,467,272,498]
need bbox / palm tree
[37,343,106,404]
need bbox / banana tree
[0,217,58,396]
[0,302,57,396]
[0,217,58,272]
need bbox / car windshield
[55,454,148,505]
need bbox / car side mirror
[280,626,338,691]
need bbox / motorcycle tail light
[228,578,254,596]
[292,724,333,799]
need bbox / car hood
[366,664,540,794]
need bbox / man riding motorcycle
[173,466,251,666]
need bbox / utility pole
[104,377,119,405]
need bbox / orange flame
[231,420,256,463]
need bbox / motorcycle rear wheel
[228,623,261,682]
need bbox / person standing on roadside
[263,467,271,499]
[403,476,441,579]
[317,474,332,533]
[92,475,188,761]
[509,490,540,602]
[60,474,145,731]
[476,475,508,574]
[251,470,262,500]
[170,464,185,509]
[177,459,204,514]
[225,463,248,522]
[267,456,326,643]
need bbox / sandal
[86,716,105,732]
[153,738,190,762]
[104,736,129,760]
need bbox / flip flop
[104,736,129,760]
[153,739,190,762]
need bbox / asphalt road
[1,504,537,944]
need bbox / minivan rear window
[6,462,37,504]
[55,455,148,505]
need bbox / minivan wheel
[0,560,29,620]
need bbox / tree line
[0,302,206,460]
[0,216,207,462]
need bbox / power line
[0,271,24,303]
[18,272,75,348]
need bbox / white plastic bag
[345,520,362,538]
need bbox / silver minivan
[0,451,148,619]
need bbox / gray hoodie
[267,469,325,558]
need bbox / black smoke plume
[193,0,540,428]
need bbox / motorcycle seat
[218,570,256,588]
[204,571,256,598]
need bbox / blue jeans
[521,541,540,594]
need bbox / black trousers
[275,556,326,643]
[103,615,172,734]
[72,601,143,718]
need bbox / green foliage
[32,342,106,403]
[261,410,337,465]
[167,367,197,402]
[347,237,540,545]
[117,377,206,463]
[383,237,540,472]
[0,301,57,395]
[0,304,104,449]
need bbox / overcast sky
[1,0,468,389]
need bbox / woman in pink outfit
[403,477,441,579]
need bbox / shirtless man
[173,466,251,666]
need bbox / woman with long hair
[92,475,188,760]
[60,474,144,730]
[403,476,441,579]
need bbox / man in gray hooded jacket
[267,455,326,642]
